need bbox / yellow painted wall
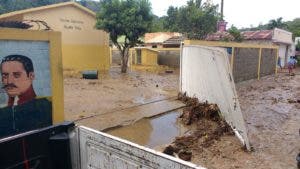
[0,3,110,73]
[23,6,108,44]
[63,44,110,72]
[141,48,158,66]
[0,28,64,124]
[24,5,110,72]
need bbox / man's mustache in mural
[2,83,17,89]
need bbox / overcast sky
[150,0,300,28]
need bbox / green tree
[287,18,300,38]
[96,0,153,73]
[228,25,243,42]
[296,40,300,51]
[195,0,202,8]
[76,0,101,12]
[165,1,219,39]
[164,6,179,32]
[267,17,287,30]
[150,15,166,32]
[0,0,69,14]
[0,5,5,14]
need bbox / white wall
[180,45,250,150]
[273,28,293,44]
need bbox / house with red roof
[242,28,293,67]
[206,28,294,67]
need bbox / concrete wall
[141,48,158,66]
[233,48,277,82]
[24,5,109,72]
[260,49,277,77]
[273,28,293,44]
[112,48,181,68]
[233,48,259,82]
[158,50,180,67]
[0,3,110,73]
[184,40,279,82]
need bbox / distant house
[144,32,183,48]
[0,2,110,73]
[242,28,293,67]
[162,36,185,48]
[206,28,294,67]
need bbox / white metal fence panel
[180,45,250,150]
[76,126,205,169]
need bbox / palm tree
[267,17,287,30]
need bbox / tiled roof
[163,36,185,45]
[205,30,274,41]
[205,31,234,41]
[241,30,273,40]
[145,32,182,44]
[146,34,172,43]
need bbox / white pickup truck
[0,122,205,169]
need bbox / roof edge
[0,2,96,20]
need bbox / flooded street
[64,67,179,121]
[105,111,190,149]
[64,67,300,169]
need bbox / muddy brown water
[105,111,190,149]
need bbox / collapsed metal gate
[180,45,251,150]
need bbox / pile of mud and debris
[163,93,235,161]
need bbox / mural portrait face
[1,60,35,97]
[0,39,55,139]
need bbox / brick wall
[233,48,259,82]
[260,49,276,77]
[232,48,276,83]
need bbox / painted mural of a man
[0,55,52,138]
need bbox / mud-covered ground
[234,69,300,169]
[64,67,178,121]
[182,69,300,169]
[64,67,300,169]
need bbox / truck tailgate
[71,126,205,169]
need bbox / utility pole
[217,0,227,32]
[221,0,224,21]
